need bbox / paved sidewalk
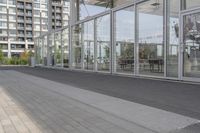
[4,66,200,120]
[0,86,41,133]
[0,70,199,133]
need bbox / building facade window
[0,0,6,4]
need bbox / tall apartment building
[50,0,69,30]
[0,0,70,58]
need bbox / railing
[17,5,24,8]
[26,20,32,23]
[18,12,24,16]
[26,6,32,9]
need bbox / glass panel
[114,0,133,7]
[167,0,179,77]
[54,32,62,67]
[72,24,82,69]
[62,28,69,68]
[138,0,164,76]
[83,20,94,70]
[114,6,135,74]
[96,14,110,72]
[43,35,48,66]
[49,33,55,66]
[79,0,110,20]
[35,39,40,65]
[78,0,132,20]
[38,38,43,65]
[181,0,200,10]
[183,12,200,78]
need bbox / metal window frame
[112,3,135,75]
[179,8,200,82]
[35,0,200,82]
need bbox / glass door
[181,9,200,80]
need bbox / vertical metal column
[47,0,52,66]
[69,26,72,69]
[179,0,184,80]
[164,0,168,77]
[110,10,114,74]
[61,30,64,67]
[134,4,139,75]
[94,19,98,72]
[81,23,84,70]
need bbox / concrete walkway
[0,70,199,133]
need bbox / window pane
[83,20,94,70]
[114,6,135,74]
[138,0,164,76]
[72,25,82,69]
[183,12,200,78]
[182,0,200,10]
[54,31,62,67]
[62,28,69,68]
[167,0,179,77]
[96,14,110,72]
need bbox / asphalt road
[1,66,200,120]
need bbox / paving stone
[1,70,199,133]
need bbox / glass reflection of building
[35,0,200,82]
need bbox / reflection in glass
[78,0,132,20]
[114,6,134,74]
[167,0,179,77]
[83,20,94,70]
[54,32,62,67]
[138,0,164,76]
[38,38,43,65]
[35,39,41,65]
[72,25,82,69]
[96,14,110,71]
[62,28,69,68]
[79,0,110,20]
[181,0,200,10]
[183,12,200,78]
[49,33,55,66]
[43,35,48,66]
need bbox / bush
[0,50,33,65]
[2,58,11,65]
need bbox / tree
[20,50,30,65]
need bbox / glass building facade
[35,0,200,82]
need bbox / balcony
[18,26,24,30]
[26,13,32,16]
[9,34,17,37]
[26,5,32,9]
[56,16,61,20]
[18,34,25,37]
[26,20,32,23]
[9,26,16,29]
[0,33,7,36]
[18,12,24,16]
[56,9,61,12]
[18,19,24,23]
[17,5,24,9]
[52,1,61,6]
[26,27,32,30]
[26,34,33,37]
[0,25,7,28]
[56,23,62,26]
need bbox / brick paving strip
[0,70,199,133]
